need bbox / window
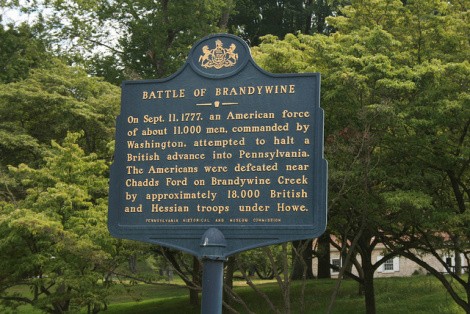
[383,259,394,271]
[331,258,341,274]
[445,257,453,267]
[377,255,400,273]
[332,258,341,268]
[444,255,455,273]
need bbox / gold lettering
[127,152,160,161]
[211,176,271,187]
[142,89,185,100]
[238,149,309,161]
[282,110,310,118]
[285,164,310,171]
[234,162,278,172]
[277,175,309,185]
[165,177,188,186]
[197,204,229,214]
[226,111,275,120]
[148,165,198,174]
[232,122,289,133]
[213,85,296,96]
[146,191,217,202]
[125,178,159,187]
[239,203,270,212]
[194,138,246,148]
[206,126,228,134]
[270,189,308,198]
[277,203,308,212]
[167,151,205,160]
[274,136,295,145]
[152,203,189,213]
[124,204,143,213]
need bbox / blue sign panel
[108,34,327,258]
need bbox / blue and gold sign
[108,34,327,258]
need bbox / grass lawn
[3,275,464,313]
[104,275,464,313]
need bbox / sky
[0,3,52,27]
[1,4,120,57]
[1,7,29,26]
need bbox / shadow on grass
[105,275,464,314]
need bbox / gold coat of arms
[199,39,238,69]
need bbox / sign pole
[200,228,226,314]
[201,259,224,314]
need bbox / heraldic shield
[199,39,238,69]
[189,34,250,78]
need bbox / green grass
[104,275,464,314]
[4,275,465,313]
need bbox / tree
[378,0,469,307]
[8,0,347,83]
[319,0,467,312]
[315,232,332,279]
[228,0,341,46]
[0,23,52,84]
[0,132,121,313]
[2,1,465,313]
[347,0,470,311]
[291,239,314,280]
[254,24,412,312]
[10,0,236,81]
[251,0,468,312]
[0,58,120,174]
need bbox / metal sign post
[200,228,226,314]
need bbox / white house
[311,238,468,278]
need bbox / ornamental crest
[199,39,238,69]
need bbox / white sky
[1,5,120,57]
[1,7,30,26]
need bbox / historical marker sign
[108,34,327,259]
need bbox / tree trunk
[159,248,201,306]
[218,0,234,30]
[454,236,462,274]
[455,251,462,275]
[189,256,201,306]
[128,254,137,273]
[317,232,331,279]
[291,239,314,280]
[342,249,354,278]
[223,256,236,306]
[362,254,376,314]
[466,286,470,314]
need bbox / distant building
[311,238,468,278]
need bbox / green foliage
[253,0,468,312]
[14,0,236,81]
[7,0,349,82]
[0,58,120,171]
[112,0,232,79]
[0,23,52,84]
[228,0,342,45]
[0,0,467,313]
[237,245,287,279]
[0,132,118,313]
